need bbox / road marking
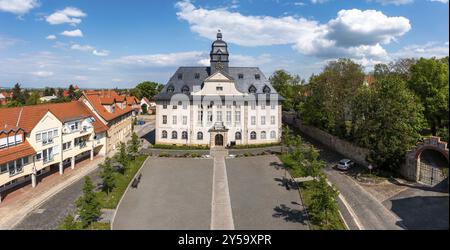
[326,180,364,230]
[210,152,235,230]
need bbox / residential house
[0,101,108,202]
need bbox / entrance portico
[209,122,228,148]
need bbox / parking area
[227,156,309,230]
[113,155,309,230]
[113,158,214,230]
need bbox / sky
[0,0,448,89]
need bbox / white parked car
[336,159,355,171]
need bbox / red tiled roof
[0,141,36,165]
[126,96,138,105]
[82,90,134,122]
[0,101,108,133]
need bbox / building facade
[0,101,108,202]
[80,90,134,153]
[155,32,282,147]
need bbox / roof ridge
[16,107,24,127]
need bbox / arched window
[162,130,168,139]
[263,85,271,94]
[235,132,242,140]
[248,85,257,93]
[270,131,276,139]
[172,131,178,139]
[250,131,257,140]
[197,132,203,140]
[167,85,175,93]
[261,131,266,139]
[182,131,188,140]
[181,85,190,94]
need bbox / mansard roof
[155,67,281,101]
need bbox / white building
[155,31,282,148]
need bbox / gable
[204,71,234,82]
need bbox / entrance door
[215,134,224,146]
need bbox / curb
[326,180,363,230]
[110,155,151,230]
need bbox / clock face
[215,61,224,70]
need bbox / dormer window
[248,85,257,94]
[255,74,261,80]
[194,73,200,79]
[178,73,183,80]
[263,85,271,94]
[167,85,175,93]
[238,74,244,79]
[182,85,190,94]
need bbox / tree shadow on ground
[274,177,299,190]
[270,161,284,170]
[272,204,308,225]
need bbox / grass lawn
[58,221,110,230]
[279,153,308,178]
[96,155,147,209]
[151,144,209,150]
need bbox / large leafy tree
[352,77,425,170]
[12,83,26,105]
[133,81,164,100]
[76,177,101,228]
[308,176,339,228]
[408,57,449,135]
[301,59,365,138]
[270,70,306,111]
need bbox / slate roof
[155,67,281,101]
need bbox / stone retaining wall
[283,112,370,167]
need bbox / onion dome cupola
[210,30,229,74]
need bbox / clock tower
[210,30,229,74]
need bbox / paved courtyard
[112,155,309,230]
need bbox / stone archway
[402,137,449,186]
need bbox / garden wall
[283,112,370,167]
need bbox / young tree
[100,158,115,195]
[128,132,141,158]
[308,176,339,227]
[76,177,101,229]
[60,214,79,230]
[117,142,129,166]
[25,91,41,105]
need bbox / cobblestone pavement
[13,169,102,230]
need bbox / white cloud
[294,2,306,6]
[70,44,94,52]
[326,9,411,47]
[176,0,410,62]
[71,44,110,57]
[0,0,39,15]
[429,0,448,3]
[46,7,86,25]
[60,29,83,37]
[46,35,56,40]
[311,0,329,3]
[32,71,54,77]
[392,41,449,59]
[93,49,110,57]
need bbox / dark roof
[155,67,282,101]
